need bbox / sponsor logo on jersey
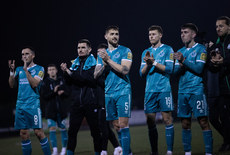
[200,53,207,61]
[19,78,29,84]
[127,52,132,60]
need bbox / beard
[108,39,118,47]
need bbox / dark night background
[1,0,229,128]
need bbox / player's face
[181,28,196,44]
[216,20,229,37]
[21,48,34,63]
[47,66,57,78]
[77,43,91,57]
[97,48,106,54]
[105,29,119,46]
[149,30,162,45]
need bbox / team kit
[8,16,230,155]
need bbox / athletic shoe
[166,151,172,155]
[101,150,108,155]
[60,147,66,155]
[185,152,191,155]
[114,146,122,155]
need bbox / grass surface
[0,122,229,155]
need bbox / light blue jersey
[97,45,132,96]
[140,44,174,93]
[175,43,207,95]
[15,64,44,107]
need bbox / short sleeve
[35,67,45,80]
[196,47,207,63]
[121,48,132,61]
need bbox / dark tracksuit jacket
[41,76,70,121]
[205,34,230,144]
[64,55,101,152]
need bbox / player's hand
[23,58,28,71]
[60,63,68,72]
[54,85,60,93]
[211,54,223,67]
[99,49,110,62]
[58,90,64,95]
[174,52,185,63]
[144,51,154,66]
[8,60,15,72]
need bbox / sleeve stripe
[165,60,174,62]
[34,75,43,80]
[122,59,132,62]
[196,60,206,63]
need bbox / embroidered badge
[127,52,132,60]
[38,71,44,78]
[200,53,207,61]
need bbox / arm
[94,64,105,79]
[41,81,56,99]
[99,49,132,75]
[23,61,42,88]
[176,50,206,74]
[24,70,41,88]
[70,66,97,85]
[106,59,132,75]
[182,59,205,74]
[8,60,15,88]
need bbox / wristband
[10,71,15,76]
[153,61,158,66]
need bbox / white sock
[61,147,66,152]
[53,147,58,152]
[185,152,191,155]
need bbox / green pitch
[0,122,229,155]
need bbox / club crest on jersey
[30,69,36,76]
[114,52,120,58]
[159,50,165,57]
[190,51,197,57]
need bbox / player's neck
[108,43,118,52]
[27,61,35,68]
[185,40,195,48]
[152,41,161,48]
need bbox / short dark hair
[105,25,119,34]
[97,43,108,50]
[217,16,230,26]
[148,25,163,34]
[47,64,57,69]
[22,46,35,55]
[181,23,198,34]
[78,39,91,48]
